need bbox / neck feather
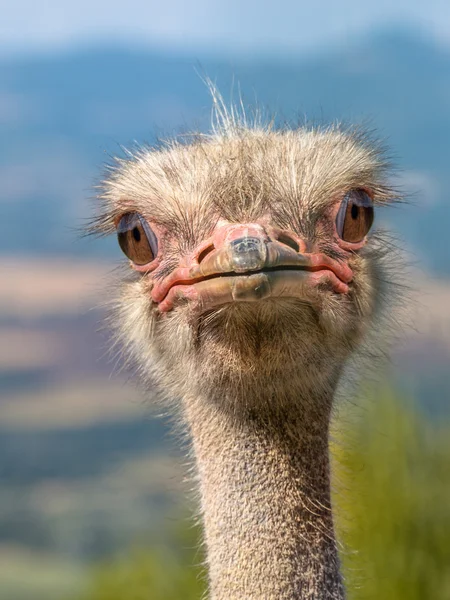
[185,390,345,600]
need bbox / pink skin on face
[139,220,356,314]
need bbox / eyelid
[137,215,159,258]
[335,197,348,239]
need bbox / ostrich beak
[152,223,352,313]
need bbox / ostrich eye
[336,189,374,243]
[117,213,158,265]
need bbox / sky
[3,0,450,57]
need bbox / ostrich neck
[185,389,345,600]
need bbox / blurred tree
[334,388,450,599]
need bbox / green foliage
[79,390,450,599]
[80,549,204,600]
[78,522,206,600]
[333,389,450,599]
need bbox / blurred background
[1,1,450,599]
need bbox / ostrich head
[96,113,394,415]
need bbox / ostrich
[93,97,399,599]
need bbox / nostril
[197,243,216,264]
[277,233,300,253]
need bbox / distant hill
[1,27,449,274]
